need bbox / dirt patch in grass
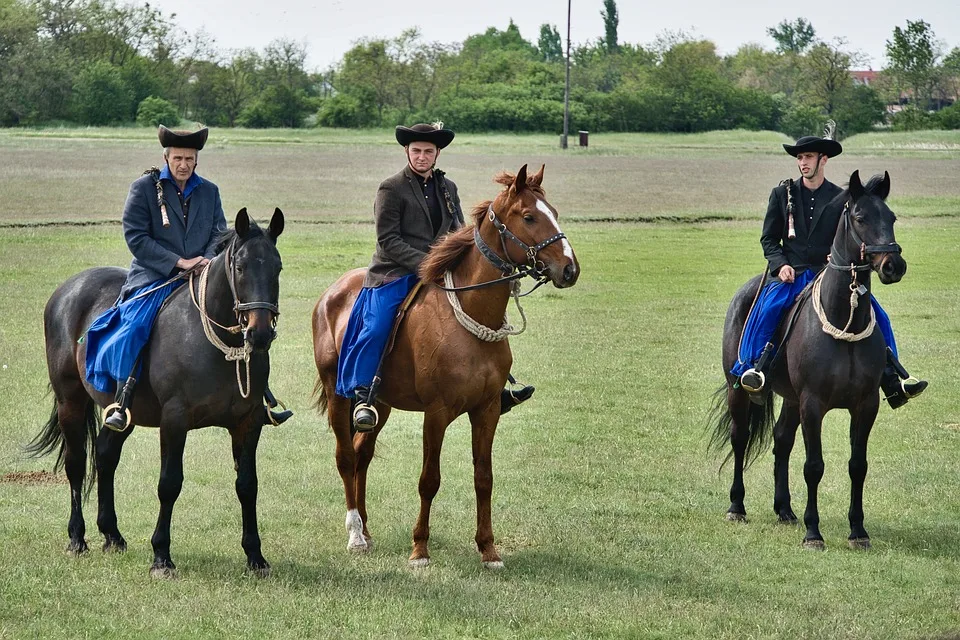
[0,470,66,485]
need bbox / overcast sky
[159,0,958,71]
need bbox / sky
[158,0,959,71]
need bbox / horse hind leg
[352,404,391,552]
[725,386,751,522]
[95,421,135,552]
[325,388,368,554]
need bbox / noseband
[828,200,902,273]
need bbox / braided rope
[195,263,253,397]
[811,271,876,342]
[444,271,526,342]
[142,166,169,227]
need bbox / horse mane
[419,170,546,283]
[214,219,264,255]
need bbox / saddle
[383,280,425,358]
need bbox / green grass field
[0,129,959,639]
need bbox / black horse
[27,208,284,577]
[711,171,906,550]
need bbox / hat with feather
[395,121,454,149]
[782,120,842,158]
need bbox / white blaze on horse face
[536,198,575,262]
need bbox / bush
[316,92,378,128]
[136,96,179,128]
[779,103,824,139]
[71,61,133,125]
[890,106,939,131]
[935,102,960,129]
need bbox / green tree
[885,19,941,109]
[767,18,816,54]
[537,23,562,63]
[71,60,132,124]
[136,95,178,127]
[600,0,619,53]
[799,39,863,116]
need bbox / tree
[767,18,815,54]
[885,19,942,109]
[799,39,864,116]
[537,23,562,63]
[71,60,132,124]
[600,0,619,53]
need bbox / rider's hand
[777,265,795,284]
[176,256,210,271]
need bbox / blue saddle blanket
[84,279,185,394]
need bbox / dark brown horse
[312,165,579,567]
[27,209,284,577]
[711,171,906,550]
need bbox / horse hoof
[848,538,871,551]
[248,563,272,578]
[777,516,799,526]
[482,560,505,570]
[150,564,177,579]
[102,539,127,553]
[802,539,826,551]
[726,512,747,523]
[65,540,89,556]
[347,538,370,553]
[409,557,430,568]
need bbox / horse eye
[523,215,535,223]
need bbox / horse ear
[877,171,891,200]
[530,164,545,187]
[235,208,250,237]
[268,208,284,241]
[848,170,864,202]
[511,164,528,195]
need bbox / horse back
[44,267,126,390]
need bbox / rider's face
[407,143,438,176]
[165,147,198,183]
[796,152,824,179]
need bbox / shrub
[136,96,179,128]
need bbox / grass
[0,131,959,638]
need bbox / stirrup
[102,403,132,432]
[352,402,379,432]
[266,398,292,426]
[739,369,765,394]
[901,376,926,399]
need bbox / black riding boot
[881,347,928,409]
[104,376,136,432]
[263,384,293,425]
[738,342,775,396]
[500,374,535,415]
[352,384,379,432]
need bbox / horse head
[229,207,284,352]
[839,170,905,285]
[488,164,579,288]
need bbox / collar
[159,164,204,199]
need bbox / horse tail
[312,376,328,415]
[707,383,775,470]
[23,391,99,497]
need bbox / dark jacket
[120,172,227,297]
[363,165,465,288]
[761,178,844,278]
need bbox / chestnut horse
[312,165,579,567]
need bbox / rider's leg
[500,373,534,415]
[873,297,927,408]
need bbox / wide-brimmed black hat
[395,122,454,149]
[782,120,842,158]
[158,125,208,150]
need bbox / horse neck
[448,226,513,329]
[819,257,873,333]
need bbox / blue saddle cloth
[84,279,184,394]
[336,274,418,399]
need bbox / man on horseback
[86,125,291,430]
[337,122,535,431]
[732,124,928,408]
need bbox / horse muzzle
[876,253,906,285]
[242,310,278,352]
[548,258,580,288]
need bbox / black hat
[782,120,842,158]
[158,125,209,150]
[395,122,454,149]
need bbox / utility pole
[561,0,571,149]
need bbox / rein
[187,236,280,398]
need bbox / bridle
[439,202,566,295]
[188,235,280,397]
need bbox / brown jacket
[363,165,465,288]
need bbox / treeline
[2,0,959,135]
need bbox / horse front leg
[726,386,750,522]
[95,423,135,552]
[327,391,367,553]
[232,417,269,575]
[847,400,879,550]
[150,424,187,578]
[469,400,502,569]
[772,402,801,524]
[410,411,453,567]
[799,400,826,550]
[353,405,391,551]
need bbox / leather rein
[436,203,566,296]
[827,200,902,274]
